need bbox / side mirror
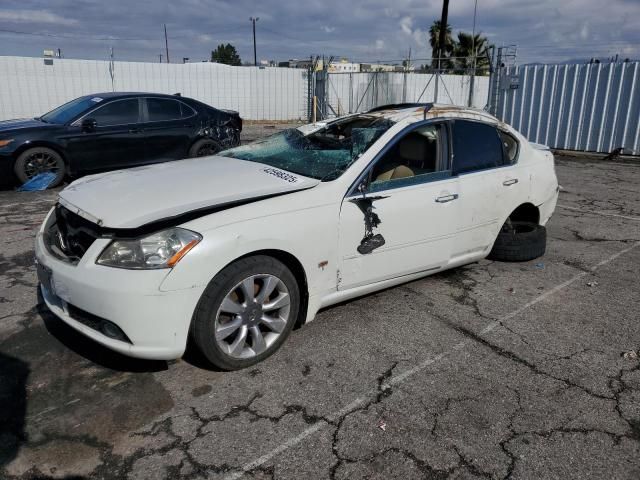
[81,118,97,132]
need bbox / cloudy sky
[0,0,638,65]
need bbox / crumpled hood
[58,156,320,229]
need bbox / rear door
[141,97,197,162]
[64,98,145,172]
[338,122,459,289]
[449,120,507,261]
[495,129,528,218]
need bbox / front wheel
[14,147,65,187]
[488,220,546,262]
[191,256,300,370]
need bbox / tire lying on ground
[488,221,546,262]
[14,147,66,188]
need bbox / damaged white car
[35,104,559,370]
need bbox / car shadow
[37,293,168,374]
[181,341,224,371]
[0,352,29,469]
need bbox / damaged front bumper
[34,211,204,360]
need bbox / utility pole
[159,54,163,63]
[434,0,449,103]
[468,0,478,107]
[402,47,411,102]
[250,17,259,66]
[164,23,170,63]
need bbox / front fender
[158,204,340,296]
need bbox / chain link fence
[311,70,490,120]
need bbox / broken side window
[366,123,449,193]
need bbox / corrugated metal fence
[0,56,309,121]
[324,71,490,116]
[494,62,640,154]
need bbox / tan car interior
[372,126,439,182]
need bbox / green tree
[210,44,241,66]
[453,31,491,75]
[429,20,454,71]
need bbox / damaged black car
[0,92,242,188]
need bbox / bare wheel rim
[24,152,61,178]
[214,274,291,359]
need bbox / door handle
[503,178,518,186]
[435,193,459,203]
[128,128,142,134]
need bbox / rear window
[452,120,504,175]
[499,130,519,164]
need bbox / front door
[63,98,145,173]
[338,122,459,290]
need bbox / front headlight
[97,227,201,269]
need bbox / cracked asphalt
[1,127,640,479]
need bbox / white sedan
[35,104,559,370]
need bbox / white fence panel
[0,56,309,121]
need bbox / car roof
[356,103,523,139]
[79,92,186,101]
[365,103,499,123]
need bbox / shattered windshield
[218,115,394,181]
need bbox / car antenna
[173,92,181,96]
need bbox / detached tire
[14,147,65,187]
[488,221,546,262]
[189,138,222,158]
[191,255,300,370]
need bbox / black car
[0,92,242,188]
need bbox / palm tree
[429,20,454,71]
[453,32,490,75]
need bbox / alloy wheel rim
[214,274,291,359]
[24,152,60,178]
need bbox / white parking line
[558,204,640,222]
[223,241,640,480]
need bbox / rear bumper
[35,228,205,360]
[539,186,559,226]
